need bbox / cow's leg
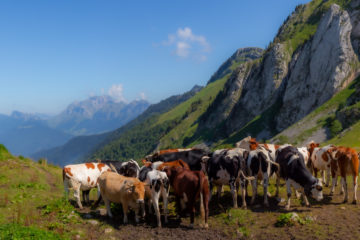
[216,184,222,199]
[189,202,195,228]
[161,187,169,224]
[352,175,358,204]
[341,177,348,203]
[104,197,113,218]
[208,180,214,201]
[330,173,337,196]
[229,179,238,208]
[275,175,280,198]
[152,191,161,227]
[71,180,83,209]
[263,172,269,207]
[122,203,129,224]
[240,180,247,209]
[250,177,257,205]
[148,198,153,214]
[285,180,292,210]
[135,206,140,224]
[301,188,310,207]
[326,169,330,187]
[322,170,326,186]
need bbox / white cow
[63,162,111,209]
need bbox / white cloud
[108,84,126,102]
[139,92,146,100]
[162,27,210,60]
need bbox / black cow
[204,148,252,208]
[275,146,323,210]
[145,148,210,171]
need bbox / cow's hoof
[352,200,357,205]
[233,205,238,209]
[325,184,329,187]
[329,192,334,196]
[204,223,209,229]
[285,205,290,211]
[189,224,194,229]
[340,191,344,195]
[264,203,269,208]
[241,205,247,209]
[343,199,348,203]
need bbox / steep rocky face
[224,42,290,134]
[275,4,358,131]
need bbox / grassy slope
[157,76,228,149]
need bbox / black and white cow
[275,146,323,210]
[246,147,280,207]
[145,148,210,171]
[204,148,252,208]
[139,166,170,227]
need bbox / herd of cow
[62,136,359,228]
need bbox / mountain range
[0,96,150,156]
[30,0,360,166]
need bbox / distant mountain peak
[207,47,263,84]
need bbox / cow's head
[305,179,323,201]
[306,141,320,155]
[201,156,210,173]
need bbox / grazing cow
[204,148,253,208]
[307,142,333,186]
[275,146,323,210]
[84,159,141,202]
[97,171,146,224]
[145,148,210,171]
[328,146,359,203]
[63,163,111,209]
[139,166,170,227]
[163,167,209,228]
[246,148,280,207]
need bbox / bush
[330,119,343,137]
[0,224,62,240]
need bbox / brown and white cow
[97,171,146,224]
[307,142,333,187]
[328,146,359,204]
[63,163,111,209]
[163,167,210,228]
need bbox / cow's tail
[198,172,205,224]
[198,172,209,227]
[238,170,255,181]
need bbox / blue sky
[0,0,309,115]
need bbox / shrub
[330,119,343,137]
[275,213,295,227]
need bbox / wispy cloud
[108,84,126,102]
[163,27,210,61]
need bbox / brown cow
[163,167,209,228]
[329,146,359,204]
[97,171,146,224]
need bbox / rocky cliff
[198,1,360,145]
